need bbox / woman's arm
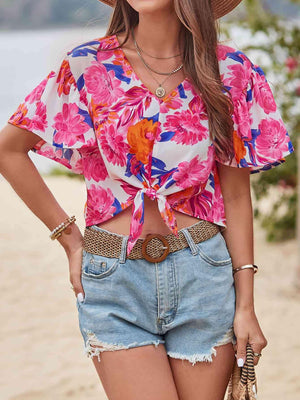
[217,163,255,310]
[0,123,85,298]
[217,162,268,366]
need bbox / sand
[0,174,299,400]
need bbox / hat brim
[99,0,243,20]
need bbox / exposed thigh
[91,343,180,400]
[169,342,235,400]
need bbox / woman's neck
[134,12,182,58]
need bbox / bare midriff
[95,195,201,239]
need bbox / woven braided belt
[83,220,220,263]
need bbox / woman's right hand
[67,245,85,302]
[57,223,85,301]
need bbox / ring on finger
[70,285,75,292]
[253,352,262,357]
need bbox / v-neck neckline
[113,33,189,103]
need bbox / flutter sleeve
[215,62,295,174]
[7,55,96,175]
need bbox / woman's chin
[126,0,173,14]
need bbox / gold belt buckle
[141,233,170,263]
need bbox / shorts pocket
[196,231,232,267]
[81,251,120,279]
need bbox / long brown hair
[102,0,235,164]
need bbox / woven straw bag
[226,343,258,400]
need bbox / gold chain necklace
[132,29,184,98]
[132,29,183,76]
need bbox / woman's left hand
[233,308,268,366]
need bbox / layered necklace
[131,28,184,98]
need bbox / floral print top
[8,34,295,256]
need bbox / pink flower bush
[285,57,298,73]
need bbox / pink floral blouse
[8,34,295,256]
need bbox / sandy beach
[0,174,299,400]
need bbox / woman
[0,0,294,399]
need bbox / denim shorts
[75,221,237,366]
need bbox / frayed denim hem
[166,327,235,366]
[82,329,165,363]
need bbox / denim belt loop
[119,235,129,264]
[181,227,199,256]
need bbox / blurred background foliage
[1,0,299,242]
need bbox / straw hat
[98,0,243,20]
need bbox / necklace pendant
[156,85,166,98]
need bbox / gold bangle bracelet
[232,264,258,275]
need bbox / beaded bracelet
[49,215,76,240]
[232,264,258,275]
